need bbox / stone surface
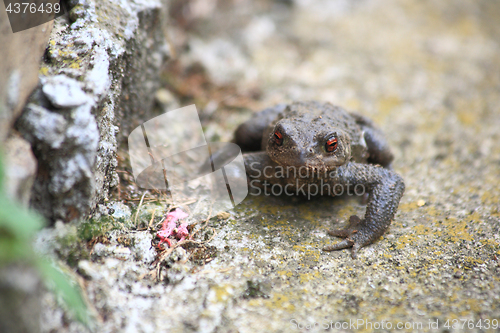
[0,3,52,209]
[15,0,171,222]
[39,0,500,332]
[0,264,43,333]
[0,2,53,143]
[3,133,38,206]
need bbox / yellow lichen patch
[479,239,499,252]
[396,222,440,249]
[481,190,500,207]
[344,98,361,111]
[458,298,482,313]
[462,257,484,269]
[292,245,318,256]
[39,66,49,76]
[258,293,296,312]
[276,270,294,279]
[454,98,485,132]
[424,205,440,218]
[336,206,359,220]
[256,202,291,216]
[467,211,483,223]
[299,271,321,284]
[398,201,420,212]
[455,17,481,36]
[376,96,402,120]
[457,110,477,127]
[442,218,473,243]
[416,111,445,136]
[299,210,325,227]
[428,258,444,266]
[57,50,72,57]
[377,305,408,318]
[413,224,435,236]
[247,298,262,307]
[209,284,234,303]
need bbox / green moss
[56,226,90,267]
[78,216,117,241]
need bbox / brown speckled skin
[235,101,405,258]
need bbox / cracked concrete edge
[0,2,54,142]
[0,2,53,205]
[14,0,171,222]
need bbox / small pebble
[217,212,231,220]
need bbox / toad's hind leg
[350,112,394,168]
[323,163,405,258]
[234,104,286,151]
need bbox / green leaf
[0,193,45,239]
[0,154,90,326]
[37,260,91,327]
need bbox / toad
[234,101,405,258]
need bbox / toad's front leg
[242,152,289,187]
[323,163,405,258]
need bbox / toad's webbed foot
[323,215,369,259]
[326,215,363,238]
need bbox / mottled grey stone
[3,134,37,206]
[0,8,53,143]
[0,264,43,333]
[41,75,90,108]
[15,0,171,222]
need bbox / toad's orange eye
[326,137,338,152]
[274,131,283,146]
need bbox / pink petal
[165,208,189,224]
[157,208,189,247]
[175,223,189,241]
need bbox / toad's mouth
[272,160,341,177]
[268,148,346,174]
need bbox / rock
[77,260,102,280]
[0,264,43,333]
[15,0,171,222]
[163,263,190,285]
[3,134,37,206]
[109,201,132,222]
[0,3,53,209]
[130,231,156,264]
[0,9,53,143]
[41,75,90,108]
[17,99,99,221]
[155,88,180,109]
[113,246,132,260]
[216,211,231,220]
